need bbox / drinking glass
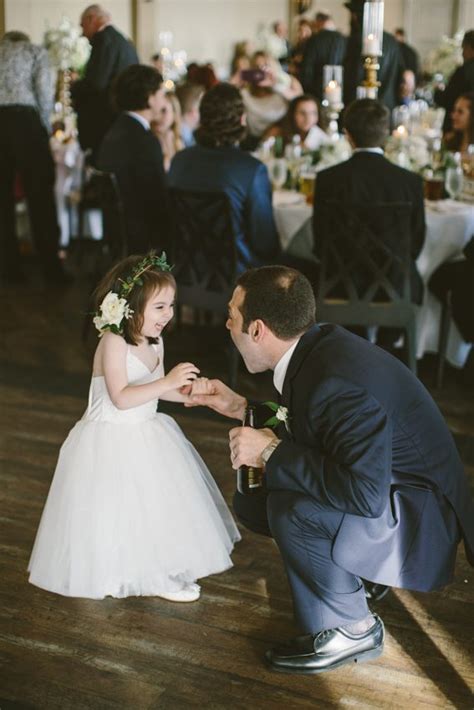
[268,158,288,190]
[445,167,463,200]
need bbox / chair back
[316,200,416,328]
[87,167,128,262]
[169,188,238,312]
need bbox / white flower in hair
[94,291,133,334]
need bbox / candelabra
[358,1,384,100]
[322,65,343,140]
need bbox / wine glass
[268,158,288,190]
[445,167,464,200]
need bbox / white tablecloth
[273,192,473,367]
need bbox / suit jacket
[168,145,281,273]
[300,30,347,101]
[312,151,426,304]
[434,59,474,132]
[72,25,139,156]
[344,31,404,112]
[263,324,474,591]
[97,113,170,253]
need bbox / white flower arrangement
[385,134,431,174]
[44,16,90,72]
[424,31,464,82]
[93,292,134,335]
[315,136,352,171]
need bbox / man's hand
[185,378,247,421]
[229,426,277,470]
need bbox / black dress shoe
[265,614,384,674]
[363,582,390,602]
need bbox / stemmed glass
[268,158,288,190]
[445,166,464,200]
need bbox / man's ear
[250,319,266,341]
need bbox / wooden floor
[0,262,473,709]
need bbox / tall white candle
[324,80,342,106]
[363,33,380,56]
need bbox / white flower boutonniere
[263,401,291,433]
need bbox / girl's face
[155,98,174,131]
[451,97,471,133]
[141,285,175,338]
[294,100,318,134]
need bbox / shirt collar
[273,338,301,395]
[353,147,384,155]
[126,111,150,131]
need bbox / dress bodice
[83,341,164,423]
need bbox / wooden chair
[315,200,418,375]
[168,188,240,387]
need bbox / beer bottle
[237,406,264,495]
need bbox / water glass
[268,158,288,190]
[445,167,463,200]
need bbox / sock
[342,614,376,635]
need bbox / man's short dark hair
[237,266,316,340]
[463,30,474,50]
[114,64,163,112]
[195,83,246,148]
[343,99,390,148]
[175,82,204,114]
[315,11,331,22]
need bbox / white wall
[153,0,288,76]
[5,0,132,44]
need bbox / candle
[363,33,380,56]
[324,80,342,106]
[393,125,408,140]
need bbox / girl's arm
[101,332,199,410]
[160,377,212,404]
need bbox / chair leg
[435,294,452,388]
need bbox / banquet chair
[315,200,418,375]
[168,188,240,387]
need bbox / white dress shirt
[126,111,150,131]
[273,338,301,395]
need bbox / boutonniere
[263,401,291,434]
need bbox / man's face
[148,87,166,120]
[80,12,98,40]
[226,287,269,374]
[462,43,474,62]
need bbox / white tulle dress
[28,340,240,599]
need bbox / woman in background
[263,94,329,151]
[443,92,474,154]
[152,93,184,171]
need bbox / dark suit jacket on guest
[97,113,170,253]
[262,324,474,591]
[168,145,281,273]
[72,25,139,156]
[434,59,474,132]
[312,151,426,304]
[300,30,347,101]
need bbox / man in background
[300,11,347,101]
[72,4,139,161]
[435,30,474,132]
[394,27,420,83]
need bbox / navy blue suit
[236,325,474,633]
[168,145,281,273]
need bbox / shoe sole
[267,643,384,675]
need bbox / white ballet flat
[158,584,201,602]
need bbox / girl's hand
[189,377,214,396]
[163,362,200,391]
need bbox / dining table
[273,190,474,367]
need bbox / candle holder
[322,65,344,140]
[358,1,384,100]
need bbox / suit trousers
[0,106,61,279]
[234,489,370,634]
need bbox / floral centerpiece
[44,16,90,73]
[311,136,352,171]
[384,133,431,173]
[424,31,464,83]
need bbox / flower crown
[93,252,173,336]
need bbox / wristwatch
[261,439,281,465]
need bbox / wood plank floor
[0,265,473,709]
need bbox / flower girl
[28,253,240,601]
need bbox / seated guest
[175,82,204,148]
[443,92,474,154]
[151,93,184,171]
[241,51,302,147]
[263,94,329,151]
[313,98,425,304]
[96,64,170,253]
[168,83,281,273]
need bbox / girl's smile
[141,285,176,338]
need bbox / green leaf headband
[93,252,173,336]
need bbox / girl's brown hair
[93,254,176,345]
